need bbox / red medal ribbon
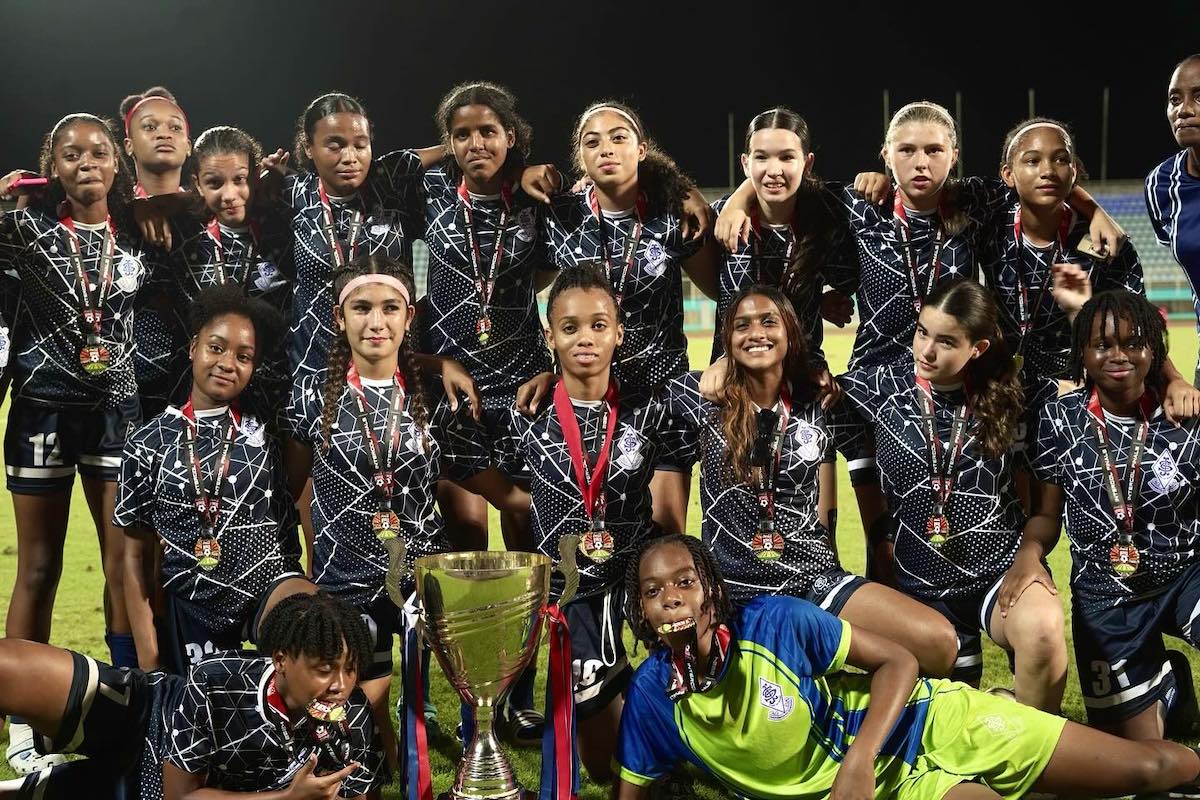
[317,182,364,268]
[345,363,407,504]
[60,215,117,339]
[552,378,619,528]
[544,603,578,800]
[893,193,946,314]
[1085,387,1156,542]
[752,386,792,526]
[1011,204,1073,356]
[748,205,796,285]
[587,187,647,306]
[457,179,512,322]
[179,399,241,537]
[914,375,971,524]
[205,217,262,288]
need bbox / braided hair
[1068,290,1168,397]
[624,534,732,653]
[318,254,429,453]
[188,283,285,367]
[257,591,373,675]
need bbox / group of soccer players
[0,52,1197,800]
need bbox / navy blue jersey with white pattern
[841,365,1024,600]
[1146,150,1200,329]
[418,164,551,403]
[980,204,1144,381]
[496,383,667,599]
[543,189,702,391]
[166,654,380,797]
[113,405,302,634]
[709,191,852,364]
[1032,389,1200,613]
[285,151,424,378]
[0,207,152,408]
[826,179,1013,370]
[0,265,17,383]
[663,372,862,603]
[131,245,177,414]
[289,371,487,606]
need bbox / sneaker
[498,705,544,749]
[1166,650,1200,739]
[5,722,66,775]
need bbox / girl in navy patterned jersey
[1031,290,1200,741]
[667,285,959,677]
[118,86,193,420]
[287,254,526,771]
[840,279,1069,712]
[116,284,308,676]
[519,101,720,535]
[0,113,154,770]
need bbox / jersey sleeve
[615,668,688,786]
[837,366,888,424]
[0,209,32,273]
[823,182,860,296]
[372,148,426,228]
[658,372,704,471]
[112,423,158,529]
[428,391,490,482]
[1091,238,1145,297]
[338,697,383,796]
[287,374,324,447]
[823,398,866,463]
[165,670,217,774]
[1030,401,1065,485]
[957,176,1016,225]
[778,597,853,675]
[493,407,530,480]
[1144,173,1172,247]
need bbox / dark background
[1,1,1194,188]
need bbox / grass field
[0,327,1196,798]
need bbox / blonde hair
[881,100,965,235]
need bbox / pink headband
[338,274,411,306]
[124,96,190,138]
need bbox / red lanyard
[553,378,619,527]
[1086,388,1156,542]
[179,399,241,537]
[915,376,971,520]
[317,182,364,268]
[751,386,792,524]
[893,193,946,314]
[205,218,261,288]
[457,180,512,316]
[588,188,646,306]
[749,206,796,285]
[345,363,407,502]
[60,216,117,338]
[1011,205,1072,358]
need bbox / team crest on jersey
[643,240,667,276]
[794,421,821,462]
[254,261,278,292]
[758,677,794,721]
[406,421,425,453]
[0,325,9,369]
[516,207,537,242]
[613,426,643,471]
[370,222,390,238]
[1149,450,1181,494]
[115,254,142,293]
[241,415,266,448]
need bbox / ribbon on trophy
[399,596,433,800]
[540,533,581,800]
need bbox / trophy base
[439,792,534,800]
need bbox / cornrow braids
[397,337,431,454]
[1068,290,1168,396]
[257,591,373,675]
[624,534,732,653]
[188,283,286,366]
[545,261,620,326]
[319,335,352,453]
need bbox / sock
[105,633,137,669]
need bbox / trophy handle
[383,536,409,608]
[555,533,581,607]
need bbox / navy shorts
[4,394,140,493]
[805,567,870,616]
[564,585,630,718]
[918,572,1007,685]
[357,594,404,682]
[1072,562,1200,725]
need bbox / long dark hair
[435,81,532,182]
[1068,290,1168,398]
[319,254,428,453]
[717,285,816,485]
[624,534,732,653]
[35,113,133,227]
[571,100,696,217]
[743,107,840,301]
[922,280,1022,460]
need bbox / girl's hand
[0,170,44,200]
[699,357,729,404]
[569,175,591,194]
[260,148,291,176]
[715,204,751,252]
[852,171,892,206]
[515,371,555,415]
[1086,207,1127,261]
[520,164,561,204]
[813,364,842,410]
[820,290,854,326]
[681,187,713,241]
[1164,378,1200,426]
[438,358,481,420]
[1050,262,1092,320]
[829,752,876,800]
[996,549,1057,617]
[132,199,174,249]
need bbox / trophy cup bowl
[415,551,551,800]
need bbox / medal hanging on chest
[554,379,620,563]
[893,195,947,316]
[749,207,796,286]
[1087,388,1155,578]
[589,188,646,308]
[1010,205,1072,376]
[62,216,117,375]
[458,180,511,345]
[317,182,363,269]
[915,376,971,549]
[180,399,241,571]
[748,389,792,561]
[346,364,407,543]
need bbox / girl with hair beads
[665,285,959,676]
[116,283,308,675]
[839,279,1068,711]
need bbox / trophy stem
[451,704,525,800]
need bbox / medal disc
[194,537,221,571]
[750,530,785,561]
[1013,354,1024,373]
[79,344,110,374]
[1109,542,1140,577]
[926,515,951,548]
[476,315,492,345]
[372,509,401,541]
[578,528,614,562]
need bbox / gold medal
[1013,353,1024,373]
[79,342,110,374]
[750,528,785,561]
[1109,542,1140,578]
[926,515,951,548]
[476,314,492,345]
[372,509,401,541]
[578,528,614,562]
[194,536,221,571]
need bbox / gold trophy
[415,551,561,800]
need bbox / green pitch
[0,328,1195,798]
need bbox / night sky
[1,0,1194,188]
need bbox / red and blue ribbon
[539,603,579,800]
